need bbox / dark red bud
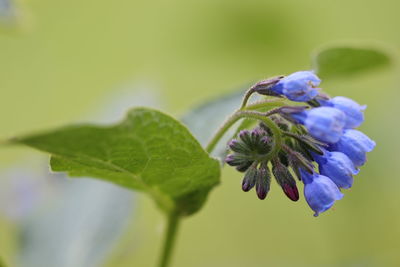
[282,184,299,201]
[256,186,267,200]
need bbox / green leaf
[11,108,220,216]
[312,46,391,79]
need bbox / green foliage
[11,108,220,216]
[312,46,391,79]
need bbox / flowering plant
[224,71,375,216]
[10,45,384,266]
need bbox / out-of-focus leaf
[11,108,220,216]
[312,46,391,79]
[182,88,267,161]
[182,90,244,161]
[19,177,134,267]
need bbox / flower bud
[225,154,242,166]
[268,71,321,102]
[282,184,299,202]
[239,130,255,150]
[272,159,299,201]
[228,139,250,154]
[252,76,284,96]
[255,163,271,200]
[236,128,271,155]
[242,164,258,192]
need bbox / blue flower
[329,129,376,167]
[292,107,346,143]
[270,71,321,102]
[313,150,358,189]
[319,96,366,128]
[301,169,344,217]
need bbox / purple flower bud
[228,139,249,154]
[260,136,271,145]
[239,130,254,149]
[292,107,346,144]
[329,129,376,167]
[225,154,241,166]
[272,158,299,201]
[252,76,284,96]
[301,169,344,217]
[269,71,321,102]
[256,164,271,200]
[242,165,257,192]
[319,96,366,128]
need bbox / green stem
[205,101,284,153]
[205,111,243,154]
[205,110,282,159]
[240,87,256,109]
[158,211,181,267]
[245,99,285,110]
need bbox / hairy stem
[245,99,285,110]
[240,87,256,109]
[205,110,282,160]
[158,211,181,267]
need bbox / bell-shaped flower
[269,71,321,102]
[329,129,376,167]
[301,169,344,217]
[313,150,358,189]
[292,107,346,144]
[319,96,366,128]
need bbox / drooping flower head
[225,70,375,217]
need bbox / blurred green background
[1,0,399,266]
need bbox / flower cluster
[226,71,375,216]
